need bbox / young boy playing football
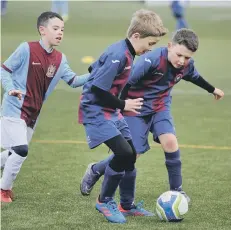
[80,28,224,216]
[1,11,89,203]
[78,9,167,223]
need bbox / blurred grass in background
[1,1,231,229]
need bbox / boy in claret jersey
[1,11,89,203]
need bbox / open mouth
[56,37,62,41]
[176,65,184,69]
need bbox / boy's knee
[159,134,178,152]
[12,145,28,157]
[110,146,136,172]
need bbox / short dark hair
[37,11,63,34]
[172,28,199,52]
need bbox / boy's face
[167,43,194,68]
[131,34,161,55]
[39,17,64,46]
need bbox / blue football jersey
[124,47,199,116]
[79,39,135,124]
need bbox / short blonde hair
[127,9,168,38]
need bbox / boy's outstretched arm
[184,75,224,100]
[61,55,90,87]
[183,61,224,100]
[66,73,90,88]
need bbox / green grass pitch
[1,1,231,229]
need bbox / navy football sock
[99,165,124,202]
[92,154,114,175]
[165,150,182,190]
[119,168,137,210]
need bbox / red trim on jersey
[152,55,168,112]
[1,64,12,73]
[68,75,76,85]
[78,95,84,124]
[152,90,169,112]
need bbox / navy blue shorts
[84,118,132,149]
[124,110,176,154]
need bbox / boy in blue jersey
[0,11,89,203]
[78,9,168,223]
[80,29,224,210]
[171,0,188,29]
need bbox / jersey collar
[125,38,136,58]
[39,39,54,53]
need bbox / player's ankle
[120,203,135,210]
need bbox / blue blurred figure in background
[171,0,188,29]
[52,0,69,22]
[1,0,7,16]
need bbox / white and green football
[156,191,188,222]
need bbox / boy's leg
[171,1,188,29]
[99,135,135,202]
[158,133,182,190]
[118,139,154,217]
[80,116,151,196]
[118,117,154,216]
[80,120,119,196]
[0,117,31,203]
[1,150,11,169]
[80,154,113,196]
[176,17,188,30]
[82,121,134,223]
[0,118,10,169]
[92,154,113,175]
[97,134,135,223]
[152,111,190,203]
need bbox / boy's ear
[168,42,172,49]
[39,26,45,36]
[132,32,141,39]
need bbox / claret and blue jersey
[1,40,84,128]
[79,39,134,124]
[124,47,200,116]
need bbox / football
[156,191,188,222]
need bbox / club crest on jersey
[46,64,56,78]
[174,74,183,83]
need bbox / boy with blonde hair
[78,9,167,223]
[81,28,224,216]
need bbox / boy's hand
[124,98,143,114]
[8,89,23,100]
[213,88,224,100]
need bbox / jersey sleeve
[128,52,158,85]
[1,42,29,93]
[183,59,200,81]
[92,52,125,91]
[61,55,89,87]
[2,42,28,72]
